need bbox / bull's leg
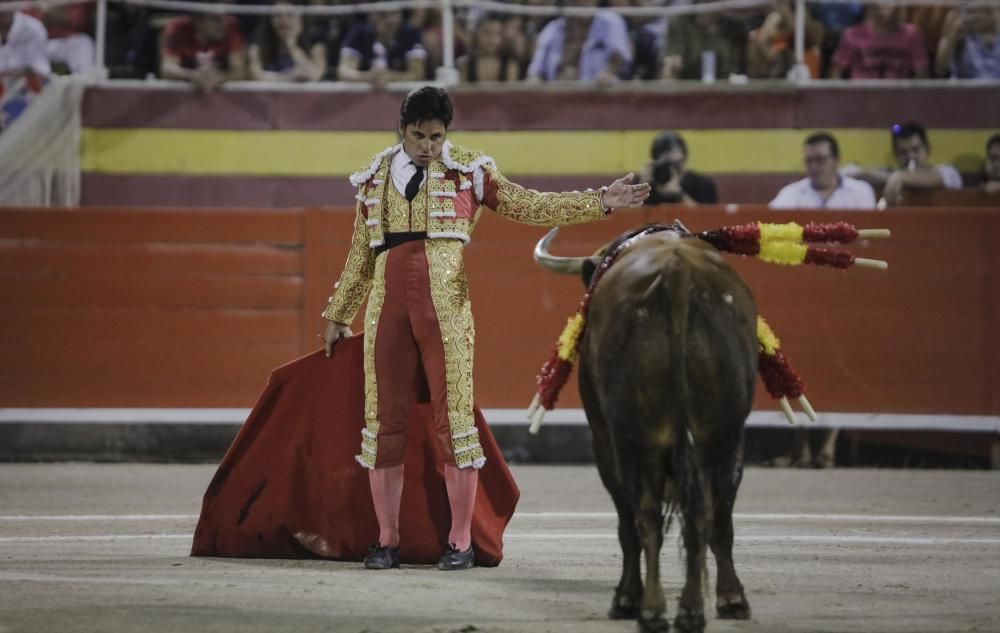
[637,466,669,633]
[674,466,709,633]
[582,368,643,620]
[709,447,751,620]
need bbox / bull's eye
[723,293,733,304]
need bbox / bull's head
[534,221,693,287]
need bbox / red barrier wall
[2,206,998,415]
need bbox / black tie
[405,164,424,202]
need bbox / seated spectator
[458,14,518,83]
[338,9,426,85]
[501,2,552,80]
[829,5,928,79]
[770,132,875,209]
[248,1,326,82]
[1,9,50,132]
[983,133,1000,195]
[934,5,1000,79]
[632,16,666,80]
[810,0,864,75]
[640,131,717,206]
[848,122,962,205]
[661,9,748,80]
[159,6,246,91]
[526,0,632,84]
[748,0,824,79]
[24,2,95,74]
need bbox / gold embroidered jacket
[323,142,609,324]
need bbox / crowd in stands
[3,0,1000,86]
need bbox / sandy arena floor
[0,465,998,633]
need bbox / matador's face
[400,120,447,168]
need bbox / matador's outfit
[323,141,608,470]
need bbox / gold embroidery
[487,164,607,227]
[424,239,484,468]
[383,175,425,232]
[357,253,390,468]
[324,196,376,324]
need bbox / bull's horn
[534,228,596,275]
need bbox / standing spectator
[747,0,824,79]
[848,122,962,205]
[770,132,875,209]
[248,1,326,82]
[337,9,426,85]
[457,15,518,83]
[661,9,748,80]
[982,134,1000,195]
[0,9,50,81]
[829,5,928,79]
[934,5,1000,79]
[1,9,50,132]
[159,7,247,91]
[526,0,632,84]
[640,131,717,206]
[25,2,95,74]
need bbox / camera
[653,157,679,185]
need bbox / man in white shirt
[0,10,51,80]
[771,132,877,209]
[849,121,963,205]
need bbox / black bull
[536,226,757,633]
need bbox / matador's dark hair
[400,86,454,129]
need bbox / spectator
[640,131,718,206]
[337,9,426,85]
[661,9,748,80]
[982,133,1000,195]
[848,122,962,205]
[0,9,50,81]
[829,6,928,79]
[24,2,95,74]
[747,0,824,79]
[526,0,632,84]
[0,9,50,132]
[810,0,864,75]
[457,15,518,83]
[632,16,667,80]
[500,0,553,80]
[159,6,246,91]
[248,2,326,82]
[303,0,361,81]
[934,5,1000,79]
[770,132,875,209]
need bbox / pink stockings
[443,464,478,551]
[368,463,478,551]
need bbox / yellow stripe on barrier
[81,128,991,176]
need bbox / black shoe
[363,545,400,570]
[437,544,474,571]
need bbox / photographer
[640,131,718,206]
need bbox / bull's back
[581,236,757,447]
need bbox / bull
[534,222,756,633]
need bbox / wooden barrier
[1,206,998,416]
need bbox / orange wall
[2,206,998,415]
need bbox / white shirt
[0,12,50,78]
[770,176,876,210]
[390,147,423,197]
[933,164,963,189]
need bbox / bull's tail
[665,260,706,589]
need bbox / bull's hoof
[672,609,705,633]
[637,610,670,633]
[608,602,640,620]
[716,592,751,620]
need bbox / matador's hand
[601,173,651,210]
[323,320,353,357]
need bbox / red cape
[190,335,520,566]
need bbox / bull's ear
[581,259,597,287]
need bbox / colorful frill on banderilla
[528,221,890,429]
